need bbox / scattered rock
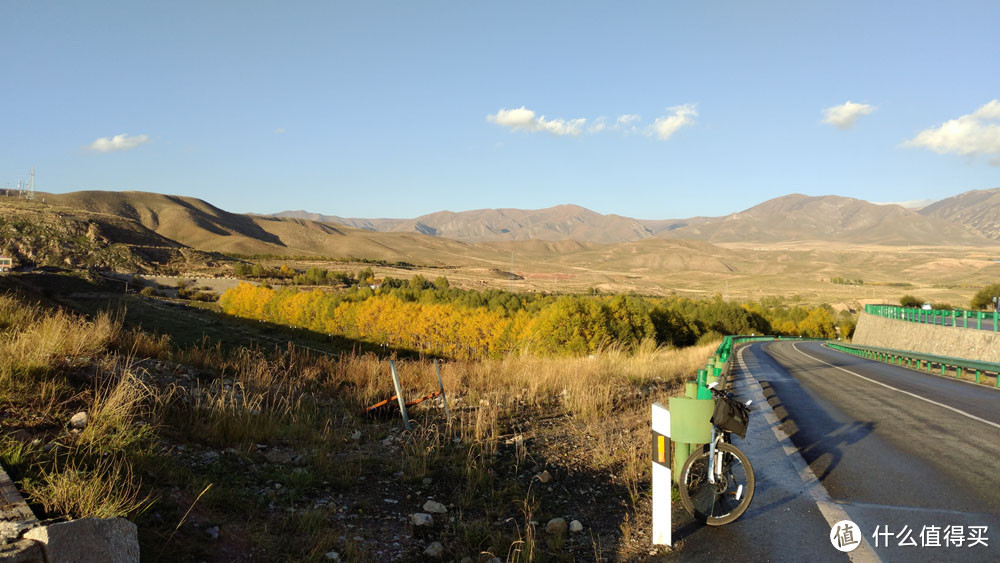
[570,520,583,533]
[205,525,220,540]
[536,470,552,483]
[423,541,444,558]
[324,551,340,560]
[349,430,362,441]
[264,449,294,465]
[69,412,89,429]
[410,513,434,527]
[422,477,433,486]
[24,517,138,563]
[545,518,567,535]
[422,500,447,514]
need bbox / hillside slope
[42,191,494,264]
[276,204,659,243]
[658,194,992,245]
[0,196,215,272]
[919,187,1000,240]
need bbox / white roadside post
[651,402,672,546]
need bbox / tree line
[218,279,849,359]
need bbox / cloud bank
[88,133,150,152]
[487,107,586,136]
[487,106,696,141]
[822,101,876,129]
[904,100,1000,163]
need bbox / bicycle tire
[678,442,755,526]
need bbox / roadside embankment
[852,312,1000,362]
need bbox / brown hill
[41,191,492,264]
[0,196,216,272]
[658,194,993,245]
[275,204,658,243]
[918,187,1000,240]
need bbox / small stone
[570,520,583,533]
[422,477,433,486]
[349,430,362,440]
[536,470,552,483]
[205,525,220,540]
[69,412,89,429]
[410,513,433,527]
[383,498,398,504]
[422,500,447,514]
[423,541,444,558]
[324,551,340,560]
[545,518,567,535]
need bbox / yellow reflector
[657,435,665,464]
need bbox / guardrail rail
[865,304,999,331]
[826,341,1000,388]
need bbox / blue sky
[2,1,999,219]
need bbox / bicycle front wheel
[678,442,755,526]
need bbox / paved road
[667,341,1000,562]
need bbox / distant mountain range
[275,188,1000,245]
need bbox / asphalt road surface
[666,341,1000,562]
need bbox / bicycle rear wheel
[678,442,755,526]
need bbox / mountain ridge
[275,190,1000,246]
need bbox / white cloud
[649,104,697,140]
[487,106,697,141]
[274,127,286,134]
[616,114,641,127]
[487,107,586,136]
[87,133,150,152]
[904,100,1000,162]
[822,101,876,129]
[588,117,607,134]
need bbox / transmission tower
[26,168,35,201]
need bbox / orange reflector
[657,435,666,464]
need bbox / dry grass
[0,290,720,560]
[22,455,151,519]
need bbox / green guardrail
[865,304,1000,332]
[826,341,1000,388]
[669,334,818,483]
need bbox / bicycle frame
[708,425,721,484]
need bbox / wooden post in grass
[388,360,412,431]
[433,359,451,423]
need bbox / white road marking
[792,343,1000,431]
[736,345,881,563]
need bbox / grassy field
[0,277,718,561]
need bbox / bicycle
[677,381,756,525]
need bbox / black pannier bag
[710,394,750,439]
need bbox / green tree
[970,283,1000,310]
[899,294,924,308]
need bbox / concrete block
[23,517,139,563]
